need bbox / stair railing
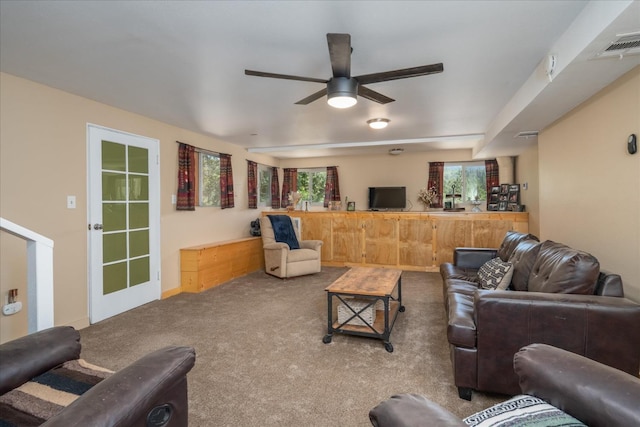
[0,217,54,332]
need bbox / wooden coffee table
[322,267,404,352]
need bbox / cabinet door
[399,216,433,268]
[363,215,398,266]
[332,214,362,263]
[299,214,333,261]
[472,220,512,248]
[435,219,473,265]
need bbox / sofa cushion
[527,241,599,294]
[508,239,542,291]
[440,263,478,282]
[463,394,586,427]
[496,231,539,262]
[477,258,513,290]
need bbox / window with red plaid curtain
[176,143,196,210]
[427,162,444,208]
[271,167,280,209]
[485,159,499,208]
[247,160,257,209]
[324,166,341,208]
[219,153,234,209]
[281,168,297,207]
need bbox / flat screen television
[368,187,406,210]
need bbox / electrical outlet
[3,301,22,315]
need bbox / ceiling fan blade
[355,63,444,85]
[327,33,351,78]
[245,69,328,84]
[295,88,328,105]
[358,86,395,104]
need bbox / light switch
[67,195,76,209]
[171,194,177,205]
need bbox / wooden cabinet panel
[296,213,332,261]
[331,214,361,263]
[363,215,398,266]
[435,219,473,265]
[264,211,528,271]
[180,237,264,293]
[473,220,512,248]
[399,217,433,268]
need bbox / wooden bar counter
[262,211,528,272]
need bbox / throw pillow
[477,257,513,290]
[463,394,586,427]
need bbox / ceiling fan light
[328,95,357,108]
[367,118,390,129]
[327,77,358,108]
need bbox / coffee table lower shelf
[323,300,404,353]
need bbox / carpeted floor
[79,268,504,426]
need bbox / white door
[87,124,160,323]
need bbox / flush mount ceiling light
[367,118,390,129]
[388,148,404,155]
[327,77,358,108]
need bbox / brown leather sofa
[0,326,196,426]
[440,231,640,400]
[369,343,640,427]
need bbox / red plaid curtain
[176,143,196,211]
[281,168,297,207]
[271,167,280,209]
[247,160,257,209]
[427,162,444,208]
[220,153,234,209]
[485,159,499,208]
[323,166,341,207]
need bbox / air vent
[515,131,539,139]
[594,31,640,59]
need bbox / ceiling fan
[245,33,443,108]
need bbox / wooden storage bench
[180,237,264,293]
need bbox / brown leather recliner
[440,231,640,400]
[0,326,195,426]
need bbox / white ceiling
[1,1,638,159]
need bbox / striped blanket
[0,359,113,427]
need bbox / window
[198,152,220,207]
[443,162,487,202]
[297,168,326,205]
[258,164,271,207]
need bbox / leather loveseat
[440,231,640,400]
[0,326,196,426]
[369,343,640,427]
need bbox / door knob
[93,224,103,230]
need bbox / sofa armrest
[515,343,640,427]
[300,239,323,251]
[474,291,640,394]
[0,326,81,395]
[369,393,466,427]
[453,248,497,269]
[263,242,289,251]
[43,346,196,427]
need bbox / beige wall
[278,150,480,212]
[538,66,640,302]
[515,145,540,237]
[0,72,276,341]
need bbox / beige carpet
[79,268,504,426]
